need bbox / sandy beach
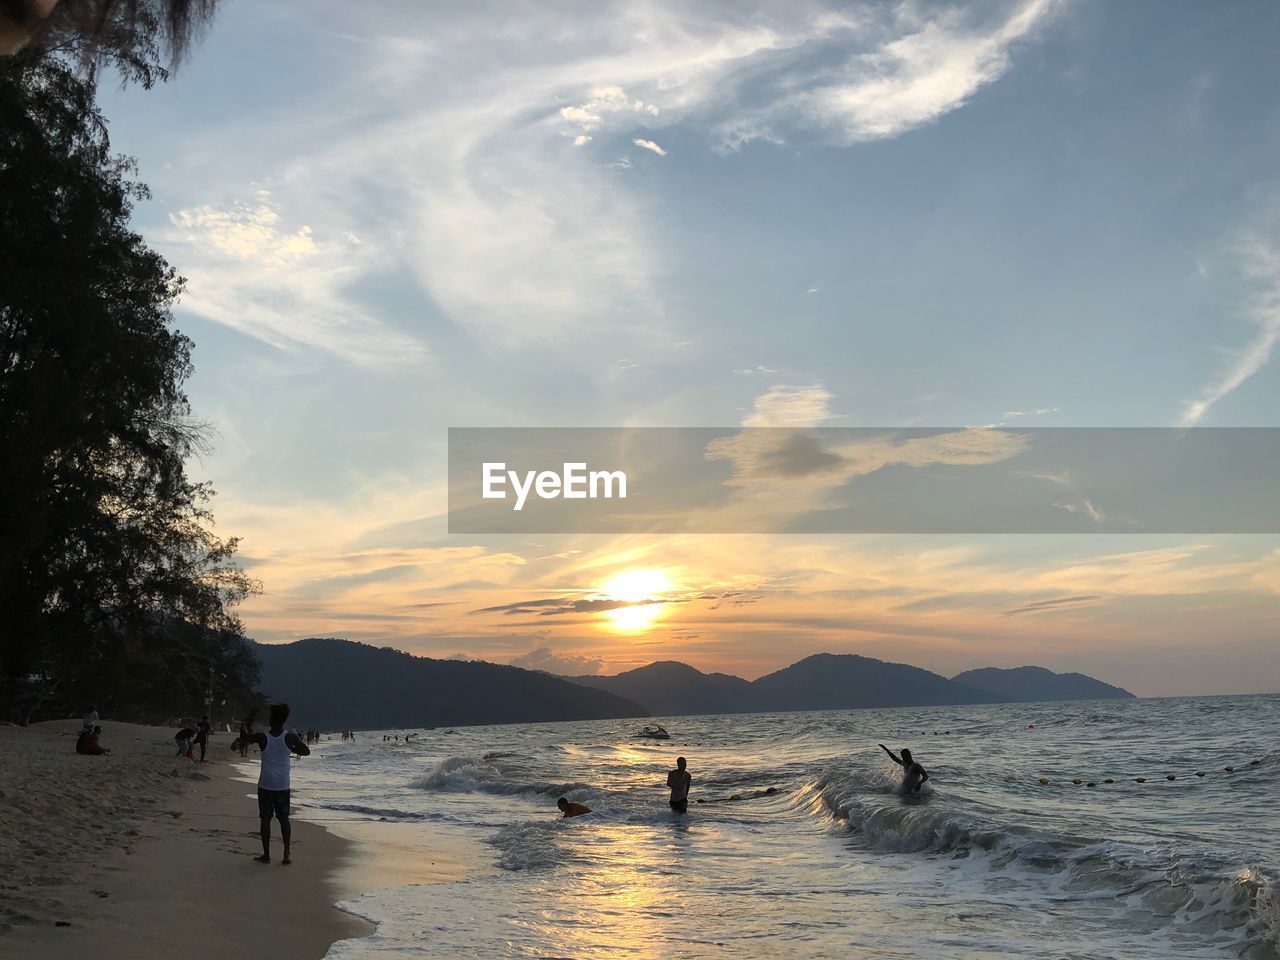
[0,720,372,960]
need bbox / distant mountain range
[251,638,1134,729]
[252,638,644,729]
[951,666,1134,703]
[568,655,1133,718]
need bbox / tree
[2,1,219,87]
[0,49,257,722]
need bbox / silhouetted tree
[2,0,219,86]
[0,49,257,721]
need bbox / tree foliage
[10,0,219,87]
[0,49,258,721]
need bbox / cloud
[1054,498,1105,523]
[742,384,836,428]
[170,200,316,265]
[1003,407,1060,418]
[1014,469,1073,486]
[799,0,1059,143]
[559,86,660,134]
[633,138,668,156]
[473,596,675,617]
[163,194,428,368]
[1002,594,1101,617]
[165,2,1061,355]
[698,384,1031,530]
[1181,234,1280,425]
[710,0,1060,149]
[509,645,605,676]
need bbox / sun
[600,568,673,633]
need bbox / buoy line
[1012,757,1265,787]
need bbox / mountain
[252,638,646,729]
[567,661,754,717]
[749,654,1006,712]
[562,654,1133,717]
[950,666,1135,702]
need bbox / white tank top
[258,729,291,791]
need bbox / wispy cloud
[1181,234,1280,425]
[1001,594,1101,616]
[162,2,1061,356]
[163,193,428,367]
[1054,498,1105,523]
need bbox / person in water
[249,703,310,864]
[879,744,929,793]
[557,797,592,818]
[667,756,692,813]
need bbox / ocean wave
[411,755,593,798]
[487,821,564,871]
[794,765,1280,954]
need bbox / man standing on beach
[667,757,692,813]
[195,715,211,762]
[249,703,310,865]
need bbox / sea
[285,696,1279,959]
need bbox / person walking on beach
[195,715,211,762]
[249,703,310,865]
[667,757,692,813]
[879,744,929,793]
[239,715,254,758]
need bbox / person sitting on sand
[879,744,929,793]
[667,757,692,813]
[249,703,310,865]
[557,797,592,818]
[76,726,109,755]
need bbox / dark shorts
[257,788,290,821]
[670,798,688,813]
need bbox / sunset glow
[600,569,674,633]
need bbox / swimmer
[557,797,592,818]
[879,744,929,793]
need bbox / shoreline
[0,720,371,960]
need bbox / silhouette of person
[667,756,691,813]
[557,797,592,818]
[879,744,929,793]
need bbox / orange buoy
[1225,766,1234,772]
[1166,774,1176,781]
[1039,778,1050,785]
[1135,777,1146,783]
[1196,771,1205,777]
[1072,778,1082,785]
[1251,760,1261,766]
[1104,778,1114,784]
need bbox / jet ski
[638,725,671,740]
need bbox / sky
[92,0,1280,697]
